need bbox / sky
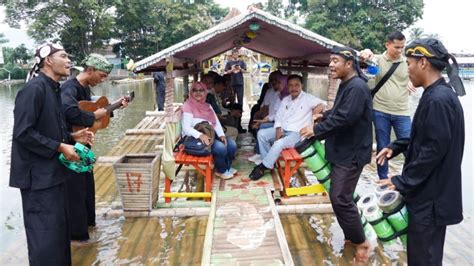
[1,0,473,53]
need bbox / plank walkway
[202,188,293,265]
[3,110,474,265]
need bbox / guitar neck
[106,100,123,113]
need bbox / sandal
[249,164,267,181]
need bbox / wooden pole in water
[164,56,175,121]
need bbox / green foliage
[114,0,227,60]
[2,0,227,62]
[264,0,424,52]
[0,62,28,80]
[1,44,31,80]
[408,27,441,43]
[2,0,115,61]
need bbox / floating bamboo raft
[202,188,293,265]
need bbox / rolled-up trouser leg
[329,163,366,244]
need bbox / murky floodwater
[1,79,473,264]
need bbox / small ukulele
[73,91,135,133]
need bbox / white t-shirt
[274,91,322,132]
[262,89,281,121]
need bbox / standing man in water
[300,47,372,263]
[10,43,94,265]
[377,38,465,265]
[61,54,126,244]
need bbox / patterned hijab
[26,43,64,82]
[182,81,217,127]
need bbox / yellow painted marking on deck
[163,192,212,198]
[285,184,326,197]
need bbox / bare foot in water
[354,240,370,263]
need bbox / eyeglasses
[191,89,205,93]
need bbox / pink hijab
[182,81,217,127]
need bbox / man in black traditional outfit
[300,46,372,263]
[377,38,465,266]
[61,54,125,244]
[10,43,94,265]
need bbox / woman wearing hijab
[182,82,237,179]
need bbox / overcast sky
[1,0,473,53]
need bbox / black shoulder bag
[371,62,401,98]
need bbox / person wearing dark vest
[360,31,415,180]
[376,38,465,266]
[300,46,372,263]
[61,54,127,244]
[10,43,94,265]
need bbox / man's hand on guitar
[57,143,80,161]
[94,108,107,120]
[72,128,95,146]
[120,97,129,109]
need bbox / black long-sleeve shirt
[10,72,71,190]
[390,78,465,226]
[61,78,95,132]
[314,76,373,167]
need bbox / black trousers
[329,163,366,244]
[21,184,71,265]
[85,171,96,226]
[407,218,447,266]
[66,173,89,240]
[233,84,244,105]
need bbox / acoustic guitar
[73,91,135,133]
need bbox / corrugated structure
[134,8,343,73]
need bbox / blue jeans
[373,110,411,179]
[255,122,274,154]
[212,136,237,173]
[257,127,301,169]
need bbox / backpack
[183,121,215,156]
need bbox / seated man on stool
[249,74,323,180]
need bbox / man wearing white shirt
[248,76,284,163]
[249,74,323,180]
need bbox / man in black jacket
[300,46,372,263]
[377,38,465,265]
[10,43,93,265]
[61,54,124,243]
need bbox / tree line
[1,0,424,75]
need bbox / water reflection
[1,80,473,264]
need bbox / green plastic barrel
[363,205,396,244]
[295,138,331,178]
[378,191,409,246]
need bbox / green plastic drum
[295,138,331,177]
[313,140,326,161]
[378,191,409,246]
[364,206,396,244]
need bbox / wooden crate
[113,154,160,211]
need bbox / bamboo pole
[101,202,333,219]
[125,128,165,135]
